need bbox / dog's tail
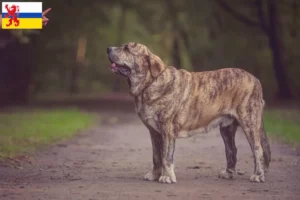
[260,118,271,171]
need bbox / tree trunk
[70,36,86,94]
[0,32,35,106]
[267,0,293,99]
[217,0,293,99]
[112,4,126,92]
[179,27,202,71]
[70,62,80,94]
[290,0,298,37]
[171,35,182,69]
[164,0,182,69]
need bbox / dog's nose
[107,47,112,54]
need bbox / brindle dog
[107,42,271,184]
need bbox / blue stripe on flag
[2,13,42,18]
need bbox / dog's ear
[145,54,165,78]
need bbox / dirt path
[0,111,299,200]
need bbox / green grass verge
[264,109,300,145]
[0,108,95,158]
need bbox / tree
[0,31,38,105]
[0,0,113,105]
[131,0,185,69]
[216,0,293,99]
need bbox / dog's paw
[218,169,246,180]
[218,170,233,179]
[158,175,177,184]
[144,172,160,181]
[264,167,269,173]
[236,169,246,175]
[250,174,265,183]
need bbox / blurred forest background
[0,0,299,106]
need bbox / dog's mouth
[109,60,131,77]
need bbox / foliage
[2,0,300,99]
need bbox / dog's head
[107,42,165,78]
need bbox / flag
[1,2,42,29]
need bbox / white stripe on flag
[2,2,42,13]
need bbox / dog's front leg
[158,126,177,184]
[144,129,163,181]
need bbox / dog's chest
[134,97,160,132]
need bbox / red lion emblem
[4,4,20,27]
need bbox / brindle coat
[107,42,271,184]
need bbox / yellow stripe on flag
[2,18,42,29]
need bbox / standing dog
[107,42,271,183]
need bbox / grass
[0,108,95,158]
[264,109,300,146]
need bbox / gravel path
[0,111,299,200]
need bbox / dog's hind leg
[218,120,244,179]
[260,118,271,173]
[237,90,266,182]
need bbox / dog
[107,42,271,184]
